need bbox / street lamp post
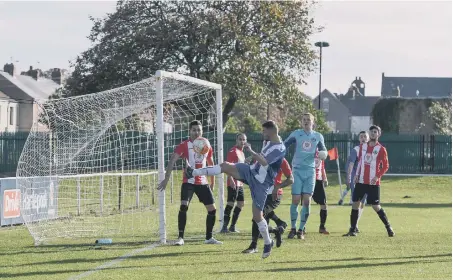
[315,41,330,110]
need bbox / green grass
[0,175,451,279]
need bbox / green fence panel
[1,131,451,175]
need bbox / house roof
[381,73,452,98]
[339,95,380,116]
[313,89,350,110]
[0,71,57,102]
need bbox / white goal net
[16,71,224,245]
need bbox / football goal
[16,71,224,246]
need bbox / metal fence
[1,131,451,175]
[224,132,452,174]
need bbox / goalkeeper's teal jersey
[284,129,326,169]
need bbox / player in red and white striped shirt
[221,133,247,233]
[157,120,222,245]
[343,125,394,237]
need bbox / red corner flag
[328,147,338,161]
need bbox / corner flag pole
[328,147,343,198]
[336,157,343,198]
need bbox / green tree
[63,1,319,126]
[283,89,330,134]
[427,101,452,134]
[242,113,263,132]
[224,116,241,133]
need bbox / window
[322,97,329,113]
[9,107,14,125]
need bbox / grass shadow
[381,203,452,208]
[219,256,451,274]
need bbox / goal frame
[155,70,224,244]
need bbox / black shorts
[227,186,245,202]
[181,183,215,205]
[312,180,327,205]
[263,194,281,217]
[352,183,380,205]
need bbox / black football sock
[320,209,327,228]
[350,209,359,231]
[231,206,242,227]
[223,205,233,228]
[377,208,390,227]
[178,205,188,239]
[206,210,216,240]
[251,220,260,244]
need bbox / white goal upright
[16,71,224,245]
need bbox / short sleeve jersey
[274,158,292,195]
[284,129,326,169]
[174,139,213,185]
[226,146,245,187]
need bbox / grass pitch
[0,175,451,279]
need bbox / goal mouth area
[15,71,224,246]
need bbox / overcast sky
[0,1,451,97]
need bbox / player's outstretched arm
[157,153,180,191]
[245,143,269,167]
[283,131,297,150]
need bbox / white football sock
[257,219,271,245]
[341,189,348,200]
[192,165,221,176]
[357,208,364,225]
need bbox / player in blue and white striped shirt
[339,131,369,233]
[186,120,285,259]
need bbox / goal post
[16,71,224,246]
[155,70,224,244]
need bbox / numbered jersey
[175,139,213,185]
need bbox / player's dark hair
[189,120,202,129]
[369,125,381,134]
[359,130,367,135]
[262,120,277,129]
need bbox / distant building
[0,63,61,132]
[313,74,452,133]
[313,77,379,133]
[381,72,452,98]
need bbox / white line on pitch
[68,235,206,280]
[68,242,160,280]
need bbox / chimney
[51,68,62,85]
[3,63,15,76]
[26,66,39,80]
